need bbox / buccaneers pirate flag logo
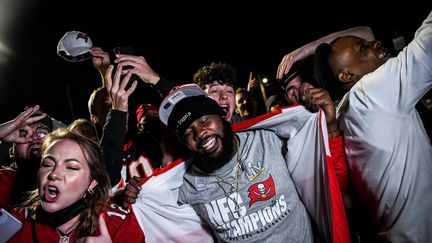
[247,175,276,206]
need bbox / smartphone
[0,208,22,242]
[110,46,140,82]
[113,46,135,55]
[112,46,135,70]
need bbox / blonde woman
[8,129,144,242]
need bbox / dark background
[1,1,431,124]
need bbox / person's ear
[338,69,361,88]
[88,179,98,192]
[338,70,356,83]
[8,146,15,158]
[90,114,98,124]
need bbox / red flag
[247,175,276,206]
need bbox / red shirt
[0,167,17,209]
[8,204,145,242]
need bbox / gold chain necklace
[213,136,241,214]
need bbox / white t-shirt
[337,10,432,242]
[131,159,214,243]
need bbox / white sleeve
[359,10,432,113]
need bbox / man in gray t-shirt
[158,83,348,242]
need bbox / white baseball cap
[57,31,93,62]
[159,84,207,125]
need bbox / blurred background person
[67,118,99,142]
[0,106,53,208]
[234,87,258,120]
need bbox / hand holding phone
[113,46,135,70]
[110,46,140,82]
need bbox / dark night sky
[1,1,431,125]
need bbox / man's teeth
[30,145,41,151]
[202,137,216,150]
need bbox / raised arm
[91,47,111,86]
[277,26,375,80]
[113,53,176,98]
[300,82,348,193]
[100,65,137,185]
[0,106,47,144]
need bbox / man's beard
[191,119,235,174]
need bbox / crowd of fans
[1,9,432,243]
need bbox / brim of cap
[67,46,92,57]
[58,50,92,62]
[30,114,53,131]
[278,70,300,91]
[159,84,207,125]
[41,116,54,131]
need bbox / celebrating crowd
[1,8,432,243]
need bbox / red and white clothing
[231,105,349,242]
[8,204,145,242]
[101,110,160,193]
[131,158,215,243]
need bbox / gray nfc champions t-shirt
[178,130,313,243]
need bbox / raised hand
[113,54,160,86]
[277,26,375,81]
[0,105,47,144]
[105,65,138,112]
[91,47,111,78]
[300,82,338,132]
[122,176,143,208]
[276,47,307,80]
[247,71,259,92]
